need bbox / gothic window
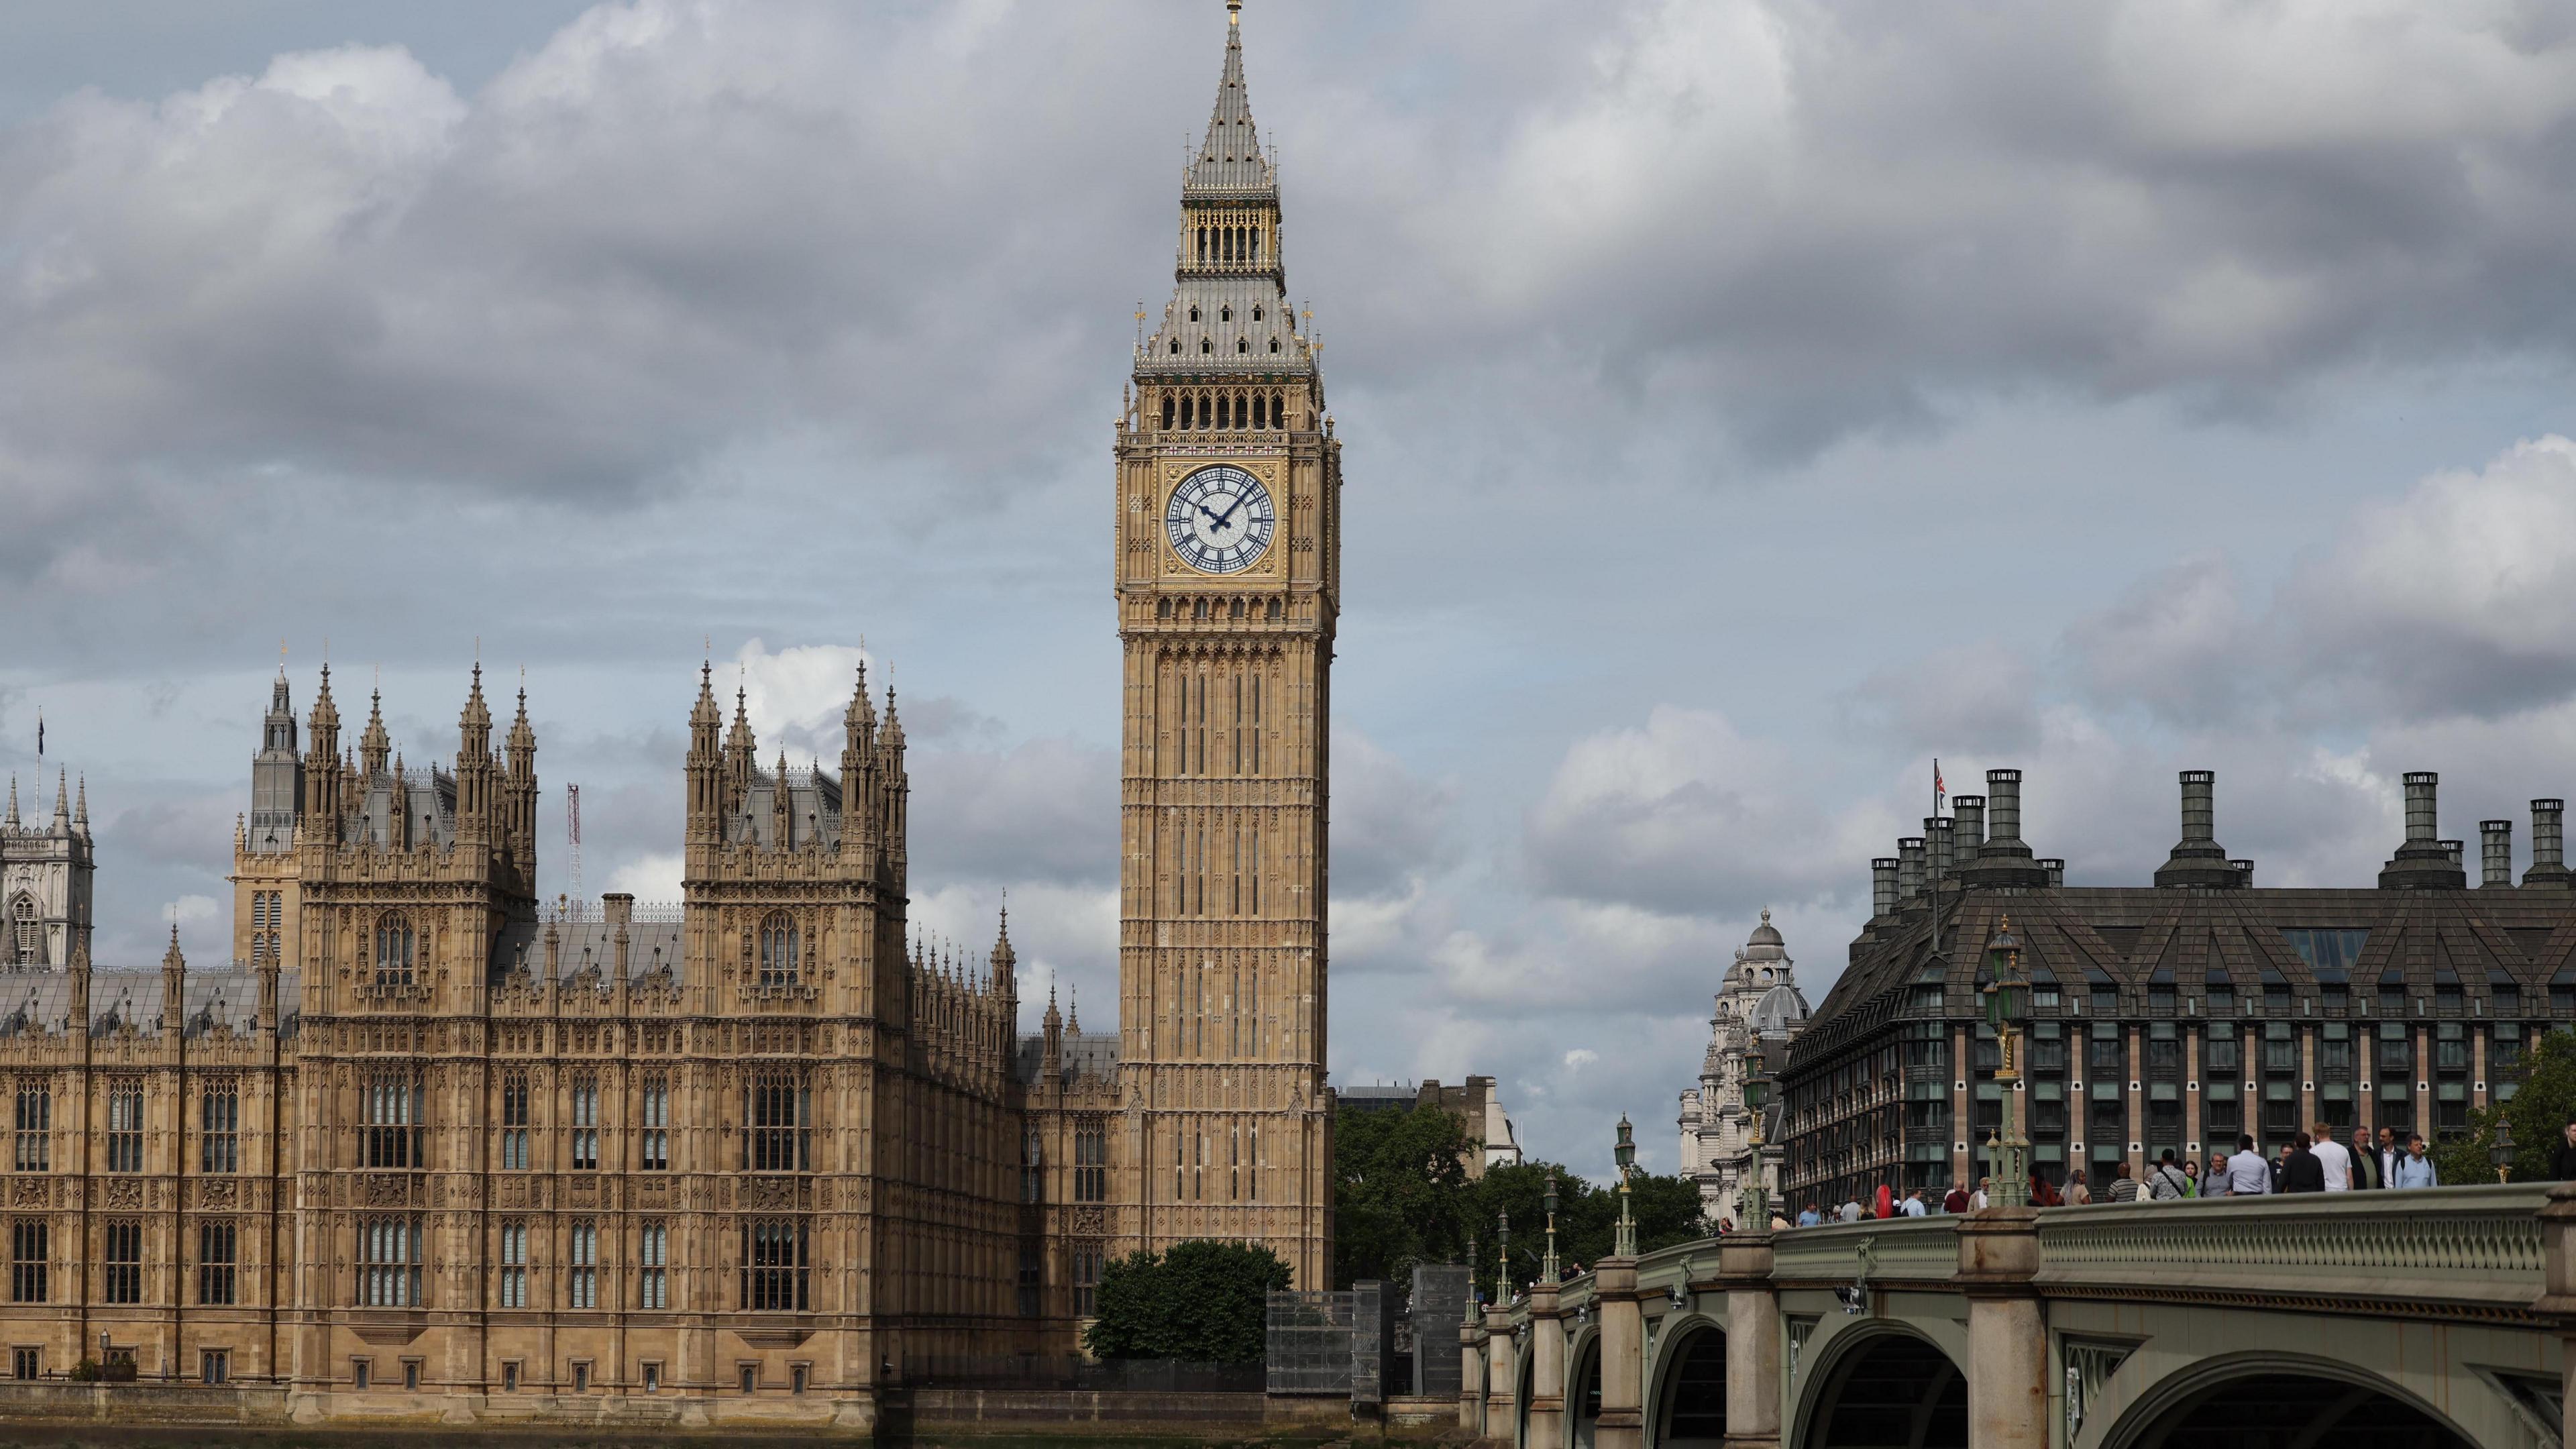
[570,1073,600,1171]
[1071,1248,1099,1318]
[7,1220,44,1303]
[1021,1127,1041,1203]
[373,916,416,987]
[361,1215,422,1307]
[11,1081,47,1173]
[500,1073,529,1171]
[364,1071,423,1170]
[639,1221,668,1309]
[746,1071,810,1173]
[568,1219,598,1309]
[741,1218,808,1310]
[197,1220,236,1306]
[105,1079,143,1173]
[759,913,800,989]
[640,1074,669,1171]
[1074,1118,1106,1203]
[1017,1243,1041,1317]
[498,1221,527,1307]
[102,1220,142,1304]
[1252,394,1267,428]
[200,1080,239,1174]
[8,896,37,967]
[1161,394,1175,429]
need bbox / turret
[161,924,186,1028]
[506,685,539,851]
[879,688,908,885]
[359,689,390,779]
[454,665,495,840]
[773,751,794,849]
[686,661,724,841]
[722,686,757,819]
[70,775,87,842]
[1041,984,1064,1082]
[50,771,69,838]
[989,903,1018,1002]
[303,665,344,824]
[67,929,90,1039]
[838,665,877,863]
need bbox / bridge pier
[1717,1232,1780,1449]
[1593,1256,1644,1449]
[1959,1208,2047,1449]
[2542,1184,2576,1449]
[1485,1302,1517,1437]
[1460,1315,1486,1435]
[1526,1280,1566,1449]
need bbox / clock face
[1165,465,1276,575]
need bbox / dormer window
[1188,306,1200,322]
[1220,307,1231,323]
[1269,339,1281,354]
[1169,339,1180,355]
[1253,307,1264,322]
[1201,339,1213,355]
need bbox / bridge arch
[1791,1320,1968,1449]
[1515,1338,1537,1449]
[1644,1313,1727,1448]
[2097,1351,2477,1449]
[1554,1324,1602,1449]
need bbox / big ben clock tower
[1114,0,1337,1287]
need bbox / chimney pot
[2526,799,2571,890]
[602,892,634,928]
[2157,769,2239,888]
[2381,772,2467,889]
[1870,858,1899,919]
[1926,818,1953,882]
[2039,858,2065,888]
[2403,772,2439,843]
[2440,839,2465,869]
[2179,770,2216,843]
[1951,795,1986,864]
[2231,859,2255,885]
[1957,769,2046,888]
[2480,820,2514,888]
[1896,838,1926,902]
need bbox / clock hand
[1210,492,1249,527]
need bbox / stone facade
[1,769,93,973]
[1676,910,1806,1224]
[1780,768,2576,1213]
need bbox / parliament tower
[1114,0,1340,1286]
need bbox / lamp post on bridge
[1739,1038,1774,1230]
[1498,1209,1513,1303]
[1984,917,2032,1208]
[1542,1170,1562,1283]
[1614,1114,1639,1258]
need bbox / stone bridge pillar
[1717,1232,1782,1449]
[1959,1208,2047,1449]
[1594,1258,1645,1449]
[1462,1316,1487,1434]
[2538,1184,2576,1449]
[1485,1302,1518,1438]
[1527,1281,1568,1449]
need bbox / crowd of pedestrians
[1780,1115,2576,1223]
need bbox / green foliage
[2437,1027,2576,1187]
[1083,1239,1290,1364]
[1334,1105,1477,1289]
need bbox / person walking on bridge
[2349,1128,2383,1189]
[1942,1181,1970,1214]
[2281,1134,2326,1193]
[2310,1121,2353,1191]
[2147,1150,2191,1200]
[2550,1117,2576,1181]
[2220,1136,2272,1196]
[2391,1134,2440,1188]
[2104,1161,2141,1203]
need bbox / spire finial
[1228,0,1241,21]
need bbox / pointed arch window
[8,896,38,967]
[372,916,416,987]
[759,912,800,989]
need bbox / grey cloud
[2062,554,2262,725]
[1843,641,2042,754]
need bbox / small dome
[1748,981,1809,1034]
[1741,907,1789,962]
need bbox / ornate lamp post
[1984,917,2032,1208]
[1497,1209,1513,1303]
[1542,1170,1562,1283]
[1467,1232,1483,1310]
[2493,1117,2516,1184]
[1613,1114,1639,1258]
[1739,1038,1774,1230]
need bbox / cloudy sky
[7,0,2576,1175]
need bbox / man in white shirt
[1970,1177,1990,1211]
[2221,1135,2273,1195]
[2309,1120,2353,1191]
[1899,1190,1927,1218]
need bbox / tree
[1084,1239,1291,1363]
[1334,1104,1477,1289]
[2437,1027,2576,1187]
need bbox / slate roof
[0,967,299,1040]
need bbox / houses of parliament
[0,2,1339,1424]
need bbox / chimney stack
[2155,769,2240,889]
[2231,859,2255,885]
[1871,858,1899,920]
[1926,817,1953,883]
[2442,839,2465,870]
[1896,837,1926,904]
[2525,799,2571,890]
[2477,820,2513,888]
[1951,795,1986,865]
[1957,768,2047,888]
[2039,858,2065,888]
[2379,771,2467,890]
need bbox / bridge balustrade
[1472,1183,2575,1449]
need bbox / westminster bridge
[1464,1184,2575,1449]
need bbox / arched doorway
[1802,1329,1966,1449]
[1652,1324,1727,1447]
[2116,1371,2473,1448]
[1568,1336,1603,1449]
